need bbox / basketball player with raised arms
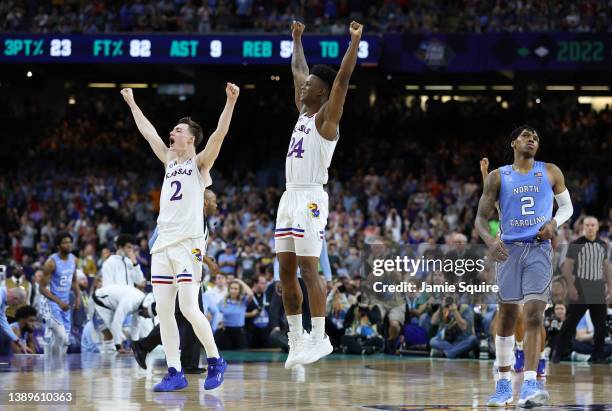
[476,126,573,408]
[277,20,363,369]
[121,83,239,391]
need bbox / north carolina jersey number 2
[520,196,535,215]
[170,181,183,201]
[287,137,305,158]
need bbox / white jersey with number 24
[285,112,339,186]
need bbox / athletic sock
[516,341,523,350]
[287,314,303,334]
[499,371,512,381]
[311,317,325,340]
[524,370,537,381]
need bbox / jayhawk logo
[308,203,320,218]
[191,248,203,263]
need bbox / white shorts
[274,189,328,257]
[151,237,205,286]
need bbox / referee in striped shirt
[553,216,611,364]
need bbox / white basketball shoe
[285,331,308,369]
[300,333,333,365]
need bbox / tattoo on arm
[475,170,500,245]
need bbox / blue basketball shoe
[514,349,525,372]
[204,357,227,390]
[517,379,549,408]
[153,367,188,392]
[486,378,513,407]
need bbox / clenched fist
[349,21,363,40]
[226,82,240,100]
[120,88,134,104]
[291,20,305,40]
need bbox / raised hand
[291,20,305,40]
[225,82,240,101]
[120,88,134,104]
[349,21,363,40]
[480,157,489,175]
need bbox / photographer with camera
[340,294,383,355]
[429,295,478,358]
[544,304,566,350]
[326,280,350,348]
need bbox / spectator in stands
[204,273,228,308]
[246,274,271,348]
[326,280,350,348]
[218,245,238,277]
[429,297,479,359]
[10,305,39,354]
[215,279,254,350]
[238,245,257,280]
[4,263,31,322]
[101,234,145,289]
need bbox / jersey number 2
[170,181,183,201]
[520,196,535,215]
[287,137,305,158]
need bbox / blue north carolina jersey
[50,253,76,303]
[498,161,554,242]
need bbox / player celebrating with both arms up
[276,20,363,369]
[121,83,239,391]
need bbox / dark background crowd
[1,0,611,34]
[1,71,610,360]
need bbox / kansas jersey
[498,161,554,242]
[50,253,76,303]
[152,157,211,253]
[285,112,339,186]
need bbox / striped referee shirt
[566,236,607,282]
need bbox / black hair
[178,117,204,147]
[55,232,73,249]
[310,64,338,93]
[116,233,136,248]
[15,305,37,321]
[505,125,541,162]
[508,125,540,144]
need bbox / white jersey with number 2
[285,112,339,186]
[151,157,211,253]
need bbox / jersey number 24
[287,138,305,158]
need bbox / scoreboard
[0,34,380,65]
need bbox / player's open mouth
[169,137,175,146]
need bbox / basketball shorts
[495,241,553,303]
[41,298,72,335]
[274,188,328,257]
[151,237,205,286]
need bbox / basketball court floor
[1,351,610,410]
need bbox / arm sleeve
[553,189,573,227]
[273,257,280,282]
